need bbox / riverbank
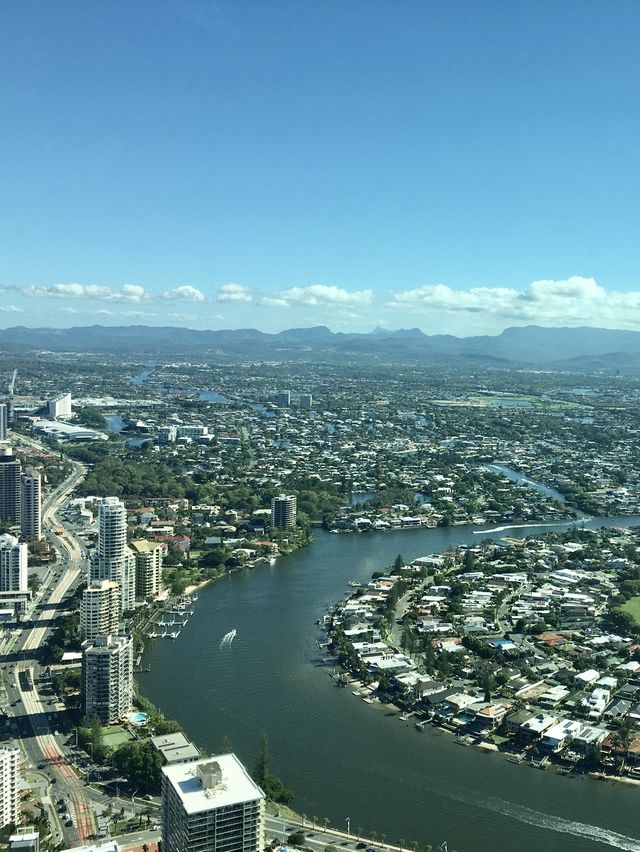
[138,520,640,852]
[324,524,640,789]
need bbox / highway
[5,441,97,845]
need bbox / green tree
[112,740,164,793]
[253,734,270,789]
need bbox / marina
[145,595,198,640]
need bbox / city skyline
[2,1,640,334]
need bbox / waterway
[129,368,154,386]
[487,463,569,505]
[104,415,126,433]
[139,513,640,852]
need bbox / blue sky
[1,0,640,334]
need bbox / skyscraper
[0,447,21,526]
[0,746,19,829]
[80,580,121,642]
[20,468,42,541]
[82,633,133,724]
[275,391,291,407]
[89,497,135,612]
[0,403,7,442]
[130,539,164,600]
[46,393,72,420]
[161,753,265,852]
[0,534,27,592]
[271,494,297,530]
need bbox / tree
[612,719,633,768]
[28,573,42,593]
[288,832,305,848]
[221,734,233,753]
[394,554,405,571]
[253,734,270,789]
[112,740,164,793]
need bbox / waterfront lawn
[621,596,640,626]
[102,725,135,749]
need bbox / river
[138,512,640,852]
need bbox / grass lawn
[102,725,135,749]
[621,596,640,625]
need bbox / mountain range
[2,323,640,371]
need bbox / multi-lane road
[5,444,97,845]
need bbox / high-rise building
[80,581,121,642]
[176,425,208,440]
[89,497,135,612]
[82,633,133,724]
[158,426,177,444]
[298,393,313,409]
[46,393,72,420]
[0,534,27,592]
[275,391,291,408]
[161,754,265,852]
[0,746,19,829]
[0,447,21,526]
[271,494,297,530]
[130,540,163,600]
[20,468,42,541]
[0,403,7,442]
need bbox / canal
[138,517,640,852]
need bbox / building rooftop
[130,539,164,554]
[162,753,264,814]
[151,732,200,764]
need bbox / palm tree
[612,720,633,770]
[381,833,387,848]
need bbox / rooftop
[162,753,264,814]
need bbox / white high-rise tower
[89,497,135,612]
[0,534,27,592]
[21,467,42,541]
[0,403,7,442]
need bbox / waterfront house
[541,719,583,752]
[519,713,558,740]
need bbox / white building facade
[82,633,133,724]
[89,497,135,612]
[162,754,265,852]
[0,746,19,829]
[0,534,27,592]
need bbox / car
[143,794,153,801]
[356,845,367,849]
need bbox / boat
[170,631,180,639]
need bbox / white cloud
[0,304,22,313]
[275,284,373,307]
[163,285,206,302]
[390,276,640,330]
[23,282,150,303]
[216,283,252,303]
[260,296,290,307]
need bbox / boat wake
[219,629,237,649]
[473,521,567,535]
[453,789,640,850]
[487,797,640,850]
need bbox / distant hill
[1,323,640,371]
